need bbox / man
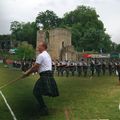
[116,62,120,85]
[108,61,113,76]
[65,61,70,77]
[82,59,88,77]
[102,60,106,76]
[70,62,76,76]
[56,61,60,76]
[113,60,118,75]
[60,61,66,76]
[22,41,59,116]
[59,61,64,76]
[52,60,55,75]
[77,60,83,77]
[95,60,101,77]
[90,59,95,76]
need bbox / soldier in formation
[54,59,120,78]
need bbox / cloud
[0,0,120,43]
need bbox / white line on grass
[0,91,17,120]
[119,103,120,110]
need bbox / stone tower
[36,28,77,60]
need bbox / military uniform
[56,62,60,76]
[102,61,106,75]
[95,61,101,77]
[77,61,83,76]
[60,61,66,76]
[108,61,113,76]
[113,62,118,75]
[52,61,55,75]
[21,61,26,72]
[90,60,95,76]
[70,62,76,76]
[65,61,70,77]
[82,61,88,77]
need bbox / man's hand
[21,63,40,79]
[20,72,29,79]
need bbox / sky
[0,0,120,44]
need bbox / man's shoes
[39,107,49,116]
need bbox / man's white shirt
[36,51,52,73]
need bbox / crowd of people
[53,59,120,80]
[12,59,36,72]
[12,58,120,82]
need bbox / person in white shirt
[21,41,59,116]
[36,50,52,73]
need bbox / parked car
[9,48,17,54]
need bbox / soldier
[82,59,88,77]
[77,61,83,76]
[21,60,26,72]
[60,61,66,76]
[95,60,101,77]
[116,62,120,85]
[65,61,70,77]
[56,61,60,76]
[113,60,118,75]
[70,62,76,76]
[102,60,106,75]
[52,60,55,75]
[90,59,95,76]
[108,61,113,76]
[27,61,30,70]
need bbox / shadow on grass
[15,97,64,120]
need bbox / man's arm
[21,63,40,79]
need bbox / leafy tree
[10,6,115,53]
[116,44,120,52]
[10,21,22,40]
[101,33,112,52]
[16,41,35,60]
[10,21,22,33]
[10,21,37,48]
[62,5,112,52]
[36,10,61,29]
[0,35,11,41]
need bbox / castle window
[45,31,49,44]
[62,41,64,48]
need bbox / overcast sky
[0,0,120,43]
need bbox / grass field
[0,64,120,120]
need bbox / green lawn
[0,64,120,120]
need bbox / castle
[36,28,79,61]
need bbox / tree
[36,10,61,29]
[10,21,22,33]
[10,21,37,48]
[16,42,35,60]
[116,44,120,52]
[62,5,112,52]
[10,6,114,53]
[0,35,11,41]
[10,21,22,40]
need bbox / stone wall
[48,28,71,60]
[36,28,78,60]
